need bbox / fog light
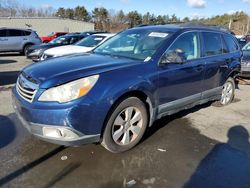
[43,127,79,140]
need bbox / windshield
[49,36,70,45]
[242,42,250,51]
[76,35,106,47]
[94,29,171,61]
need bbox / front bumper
[26,53,41,62]
[12,87,101,146]
[240,62,250,78]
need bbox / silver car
[0,27,41,55]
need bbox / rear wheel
[101,97,148,153]
[220,77,235,105]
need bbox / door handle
[0,39,8,41]
[23,38,28,40]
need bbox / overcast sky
[20,0,250,18]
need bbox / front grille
[16,75,38,103]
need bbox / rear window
[0,29,7,37]
[223,34,239,52]
[202,32,223,56]
[24,31,31,36]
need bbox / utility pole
[246,16,250,34]
[229,18,232,30]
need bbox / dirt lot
[0,54,250,188]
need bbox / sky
[19,0,250,19]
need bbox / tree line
[0,0,249,34]
[56,7,250,34]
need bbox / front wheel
[101,97,148,153]
[220,77,235,105]
[22,44,32,56]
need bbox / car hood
[242,51,250,60]
[44,45,94,56]
[23,53,141,89]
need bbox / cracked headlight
[39,75,99,103]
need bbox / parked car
[240,42,250,78]
[0,27,41,55]
[237,37,247,48]
[78,31,109,36]
[26,34,85,61]
[40,32,68,43]
[41,33,115,61]
[246,35,250,42]
[12,25,241,153]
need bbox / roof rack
[179,22,231,33]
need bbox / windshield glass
[94,29,171,61]
[76,35,106,47]
[49,36,69,45]
[243,42,250,51]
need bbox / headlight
[38,75,99,103]
[31,49,43,54]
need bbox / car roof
[0,27,34,32]
[92,33,116,37]
[130,24,232,34]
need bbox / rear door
[222,34,241,83]
[200,31,228,98]
[157,31,205,115]
[0,29,8,51]
[6,29,25,51]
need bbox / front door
[157,31,205,115]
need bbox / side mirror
[160,49,186,64]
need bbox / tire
[218,77,235,106]
[22,44,32,56]
[101,97,148,153]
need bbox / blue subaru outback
[12,25,241,153]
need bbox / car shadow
[0,115,16,149]
[0,71,20,86]
[0,53,22,57]
[142,102,212,143]
[184,125,250,188]
[0,60,17,64]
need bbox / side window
[69,37,79,44]
[221,34,229,54]
[166,32,199,62]
[202,32,223,56]
[0,29,7,37]
[56,33,66,37]
[223,34,239,52]
[8,29,24,37]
